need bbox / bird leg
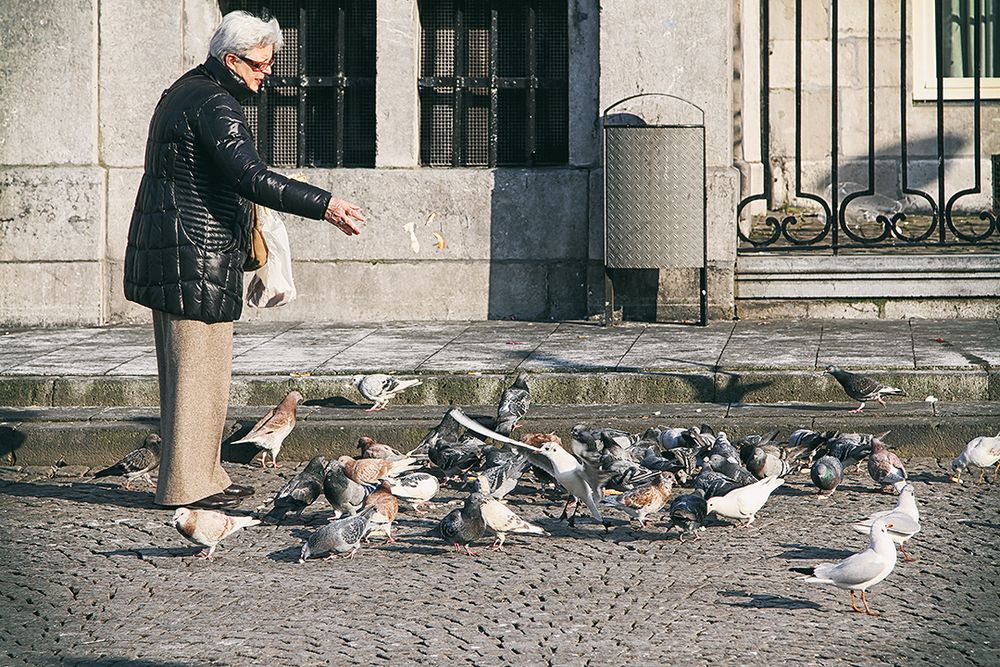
[848,402,866,414]
[412,503,429,514]
[876,396,887,407]
[463,545,479,557]
[860,590,879,616]
[850,590,862,613]
[340,546,360,559]
[978,468,986,484]
[568,500,581,528]
[271,451,282,468]
[489,535,506,551]
[198,546,216,560]
[994,462,1000,482]
[258,451,268,468]
[899,544,916,562]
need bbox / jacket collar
[202,56,255,103]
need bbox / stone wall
[0,0,740,327]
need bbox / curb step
[2,402,996,467]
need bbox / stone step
[1,402,994,467]
[1,369,997,408]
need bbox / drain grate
[993,155,1000,212]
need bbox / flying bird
[495,373,531,436]
[825,366,906,413]
[229,390,303,468]
[352,374,422,411]
[93,433,161,489]
[950,433,1000,483]
[172,508,260,559]
[793,516,898,616]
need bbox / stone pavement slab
[0,459,997,665]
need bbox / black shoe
[187,493,243,510]
[223,484,255,498]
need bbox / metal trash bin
[603,93,707,325]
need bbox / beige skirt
[152,310,234,506]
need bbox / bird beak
[447,408,543,452]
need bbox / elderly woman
[124,11,365,509]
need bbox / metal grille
[222,0,375,168]
[418,0,568,167]
[994,155,1000,212]
[605,127,706,269]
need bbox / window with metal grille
[221,1,376,167]
[418,0,568,167]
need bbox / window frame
[913,0,1000,100]
[417,0,568,168]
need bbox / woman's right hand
[324,198,365,236]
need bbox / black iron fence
[738,0,999,253]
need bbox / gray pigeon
[693,460,743,499]
[323,459,374,518]
[93,433,161,489]
[435,493,487,556]
[429,433,487,479]
[298,506,377,562]
[867,438,907,493]
[352,374,422,411]
[495,373,530,436]
[825,366,906,413]
[708,431,739,460]
[665,490,708,542]
[810,455,844,497]
[475,450,529,500]
[263,455,327,524]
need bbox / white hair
[208,10,283,61]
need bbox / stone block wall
[0,0,740,326]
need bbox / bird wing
[119,445,159,474]
[814,549,888,587]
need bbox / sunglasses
[235,54,274,73]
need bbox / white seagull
[852,483,921,561]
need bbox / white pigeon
[705,475,785,527]
[474,491,547,551]
[950,433,1000,483]
[229,390,302,468]
[388,472,440,513]
[852,483,920,561]
[171,508,260,559]
[352,374,422,411]
[795,516,898,616]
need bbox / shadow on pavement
[68,658,195,667]
[775,543,855,560]
[0,480,160,510]
[98,546,196,559]
[718,590,823,610]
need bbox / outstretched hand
[324,198,365,236]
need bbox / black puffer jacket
[124,57,331,323]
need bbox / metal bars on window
[737,0,998,253]
[223,0,375,167]
[417,0,568,167]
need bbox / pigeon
[298,506,377,562]
[693,461,742,500]
[825,366,906,413]
[323,459,373,519]
[338,455,420,485]
[853,483,921,561]
[664,490,708,542]
[229,390,303,468]
[706,454,758,487]
[603,472,675,528]
[816,433,880,471]
[388,472,440,513]
[357,436,404,461]
[93,433,161,489]
[570,425,636,462]
[474,486,547,551]
[706,476,785,527]
[708,431,739,460]
[645,426,706,451]
[867,438,907,493]
[810,456,844,498]
[416,409,463,454]
[475,449,529,500]
[172,508,260,559]
[950,432,1000,483]
[495,373,531,436]
[362,481,399,543]
[352,374,422,411]
[428,433,487,479]
[435,493,487,556]
[262,455,327,524]
[793,516,898,616]
[448,409,608,528]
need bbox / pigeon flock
[93,368,1000,617]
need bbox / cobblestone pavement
[0,458,998,666]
